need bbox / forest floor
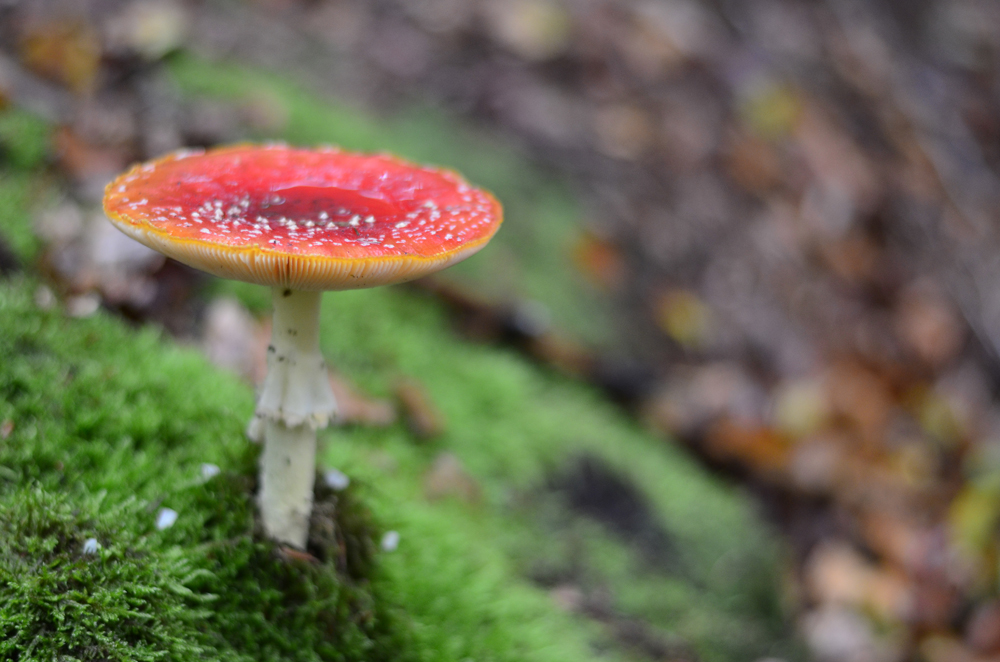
[4,0,1000,660]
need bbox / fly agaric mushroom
[103,144,502,548]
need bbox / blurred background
[3,0,1000,660]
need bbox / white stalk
[252,288,337,548]
[252,288,337,431]
[258,419,316,549]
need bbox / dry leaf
[20,21,101,94]
[423,452,481,503]
[395,377,445,440]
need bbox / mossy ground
[0,87,800,662]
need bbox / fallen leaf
[20,21,101,94]
[772,377,831,439]
[653,288,713,348]
[725,129,784,194]
[966,600,1000,655]
[703,418,790,477]
[825,361,895,448]
[592,103,655,161]
[395,377,445,440]
[895,281,965,369]
[738,80,802,140]
[805,540,913,622]
[949,485,1000,557]
[328,373,397,428]
[788,433,846,495]
[483,0,572,61]
[919,635,976,662]
[53,127,131,186]
[573,231,625,291]
[423,452,481,503]
[277,546,319,564]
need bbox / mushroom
[103,144,502,548]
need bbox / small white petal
[82,538,100,554]
[323,468,350,491]
[380,530,400,552]
[200,463,221,480]
[156,507,178,530]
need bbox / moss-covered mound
[0,278,407,661]
[0,270,796,660]
[0,97,799,660]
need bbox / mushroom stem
[259,419,316,548]
[254,288,337,430]
[253,287,337,548]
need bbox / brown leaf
[53,127,130,185]
[724,129,784,194]
[395,377,445,440]
[793,102,881,214]
[860,510,933,574]
[423,452,481,503]
[592,103,655,161]
[703,418,790,477]
[787,433,847,495]
[818,230,880,285]
[826,361,895,448]
[526,332,592,377]
[895,281,965,369]
[328,373,397,428]
[20,21,101,94]
[966,601,1000,655]
[276,546,319,564]
[572,231,625,291]
[804,541,912,622]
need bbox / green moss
[179,470,410,662]
[0,487,207,661]
[0,108,54,265]
[309,286,797,662]
[0,97,798,659]
[0,275,609,661]
[0,169,44,264]
[0,264,797,660]
[0,278,399,661]
[0,108,51,171]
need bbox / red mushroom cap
[103,144,503,290]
